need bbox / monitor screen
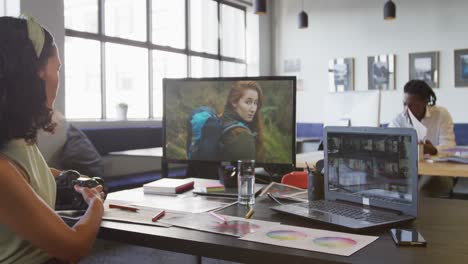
[163,77,296,166]
[326,132,413,205]
[323,91,380,127]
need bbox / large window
[65,0,247,119]
[0,0,19,16]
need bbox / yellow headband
[20,14,45,58]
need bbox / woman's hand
[0,160,105,262]
[50,168,62,177]
[74,185,105,205]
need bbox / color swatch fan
[240,224,378,256]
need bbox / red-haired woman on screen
[221,81,265,161]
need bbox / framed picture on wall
[328,58,354,92]
[409,51,439,88]
[367,54,395,90]
[454,49,468,87]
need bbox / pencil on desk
[109,203,139,212]
[245,208,254,219]
[305,162,311,174]
[267,192,283,205]
[209,211,227,224]
[151,210,166,222]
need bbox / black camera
[55,170,105,211]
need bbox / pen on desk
[151,210,166,222]
[213,200,239,212]
[405,108,414,127]
[109,204,139,212]
[245,208,254,219]
[266,192,283,205]
[305,162,311,174]
[209,211,227,224]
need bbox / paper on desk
[106,187,192,204]
[407,108,427,142]
[442,146,468,153]
[106,187,230,213]
[259,182,308,202]
[240,224,378,257]
[131,196,230,214]
[158,213,281,237]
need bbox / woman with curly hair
[0,16,104,263]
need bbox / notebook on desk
[433,156,468,164]
[272,127,418,230]
[143,178,195,194]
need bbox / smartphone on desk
[390,229,427,247]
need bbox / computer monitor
[323,91,381,127]
[163,77,296,168]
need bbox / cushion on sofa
[61,124,104,178]
[82,126,162,155]
[37,111,69,168]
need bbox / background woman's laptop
[272,127,418,230]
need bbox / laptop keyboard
[295,200,404,223]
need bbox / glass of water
[237,160,255,206]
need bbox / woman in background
[389,80,455,154]
[0,16,104,263]
[389,80,455,197]
[221,81,264,162]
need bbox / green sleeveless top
[0,139,56,264]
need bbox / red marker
[109,204,138,212]
[152,210,166,222]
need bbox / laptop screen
[326,131,414,205]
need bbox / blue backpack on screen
[187,106,251,160]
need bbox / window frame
[65,0,247,120]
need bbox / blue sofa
[82,126,186,192]
[80,123,467,192]
[297,123,468,146]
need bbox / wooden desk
[108,147,163,157]
[419,160,468,178]
[296,151,468,178]
[296,137,321,153]
[296,151,324,168]
[97,194,468,263]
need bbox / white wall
[258,4,273,75]
[272,0,468,124]
[21,0,66,115]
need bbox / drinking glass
[237,160,255,206]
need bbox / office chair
[281,171,308,189]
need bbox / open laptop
[272,127,418,230]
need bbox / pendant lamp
[298,0,308,29]
[298,11,308,29]
[384,0,396,20]
[254,0,267,15]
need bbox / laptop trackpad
[308,209,333,222]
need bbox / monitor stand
[185,162,238,188]
[161,159,228,181]
[185,162,220,180]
